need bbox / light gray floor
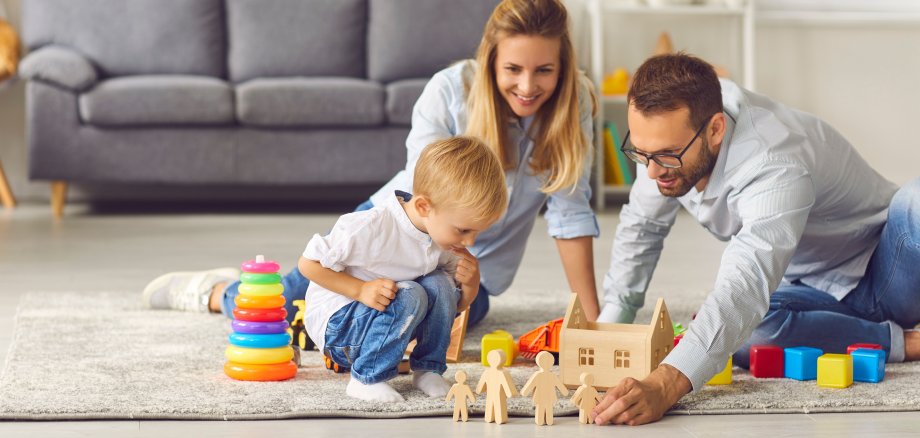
[1,203,918,437]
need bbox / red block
[847,343,882,355]
[674,333,684,347]
[749,345,784,378]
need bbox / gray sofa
[20,0,498,215]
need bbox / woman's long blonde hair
[465,0,596,194]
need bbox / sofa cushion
[23,0,225,78]
[386,79,428,126]
[236,78,384,127]
[79,76,234,126]
[227,0,366,83]
[367,0,498,83]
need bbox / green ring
[240,272,282,285]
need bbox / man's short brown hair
[628,52,722,130]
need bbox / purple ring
[232,319,289,334]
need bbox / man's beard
[656,138,718,198]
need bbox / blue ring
[229,332,292,348]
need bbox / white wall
[756,22,920,185]
[0,1,917,204]
[567,0,920,186]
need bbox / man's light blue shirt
[600,79,898,391]
[371,61,599,295]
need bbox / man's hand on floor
[592,364,691,426]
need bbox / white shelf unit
[588,0,756,209]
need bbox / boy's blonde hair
[413,136,508,223]
[465,0,596,194]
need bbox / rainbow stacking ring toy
[223,255,296,381]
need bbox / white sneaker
[142,267,240,313]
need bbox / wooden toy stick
[446,370,476,422]
[570,372,602,424]
[521,351,569,426]
[476,350,518,424]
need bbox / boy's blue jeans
[324,271,459,384]
[734,177,920,368]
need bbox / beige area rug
[1,291,919,420]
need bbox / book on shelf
[608,122,634,185]
[602,122,633,186]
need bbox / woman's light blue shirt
[370,61,599,295]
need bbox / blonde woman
[371,0,600,326]
[143,0,601,329]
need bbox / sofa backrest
[23,0,498,84]
[367,0,499,83]
[23,0,225,78]
[227,0,367,83]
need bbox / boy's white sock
[412,371,451,398]
[346,377,405,403]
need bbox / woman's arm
[555,236,600,321]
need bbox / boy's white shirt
[302,191,459,352]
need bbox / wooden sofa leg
[0,160,15,209]
[51,181,68,218]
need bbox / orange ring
[224,361,297,381]
[235,294,286,309]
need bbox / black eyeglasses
[620,120,709,169]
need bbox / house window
[655,348,660,362]
[614,350,630,368]
[579,348,595,366]
[660,315,665,329]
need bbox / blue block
[852,348,886,383]
[784,347,823,380]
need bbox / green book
[606,122,633,184]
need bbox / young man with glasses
[593,53,920,426]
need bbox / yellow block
[481,330,517,366]
[707,357,732,385]
[239,282,284,297]
[817,353,853,388]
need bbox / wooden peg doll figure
[570,372,603,424]
[475,350,518,424]
[520,351,569,426]
[446,370,476,422]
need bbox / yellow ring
[225,345,294,365]
[235,294,286,309]
[239,283,284,297]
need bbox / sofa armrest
[19,45,98,91]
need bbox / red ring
[232,307,288,322]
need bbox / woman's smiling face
[494,34,561,118]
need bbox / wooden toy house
[559,294,674,390]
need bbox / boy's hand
[452,248,480,312]
[358,278,398,312]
